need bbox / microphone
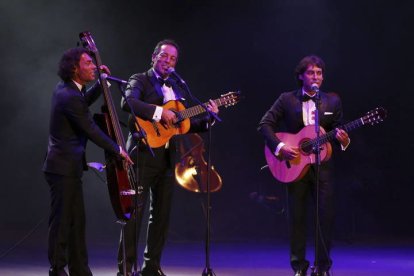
[166,67,186,84]
[101,73,128,84]
[311,83,320,93]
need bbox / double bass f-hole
[79,31,137,221]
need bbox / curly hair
[57,47,90,82]
[294,55,326,86]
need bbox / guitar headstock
[79,31,98,54]
[220,91,242,108]
[362,107,387,125]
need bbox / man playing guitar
[258,55,349,276]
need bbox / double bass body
[175,133,222,193]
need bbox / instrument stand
[173,79,220,276]
[131,131,144,276]
[117,220,128,276]
[202,118,214,276]
[310,91,322,276]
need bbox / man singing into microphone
[258,55,350,276]
[116,39,218,276]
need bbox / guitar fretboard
[299,107,385,151]
[312,117,365,146]
[178,98,230,120]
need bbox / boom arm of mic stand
[115,83,155,158]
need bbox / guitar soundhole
[172,110,183,125]
[300,140,313,155]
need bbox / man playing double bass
[117,39,218,276]
[43,47,132,276]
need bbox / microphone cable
[0,216,46,260]
[0,167,110,261]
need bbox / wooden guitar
[135,91,241,148]
[265,107,387,183]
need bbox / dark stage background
[0,0,412,257]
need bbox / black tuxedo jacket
[258,89,344,154]
[43,81,119,177]
[121,69,210,154]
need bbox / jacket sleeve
[257,94,286,153]
[121,73,158,120]
[63,92,119,154]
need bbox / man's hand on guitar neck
[206,99,219,114]
[335,128,350,148]
[279,145,300,160]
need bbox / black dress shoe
[117,272,132,276]
[49,268,68,276]
[309,271,330,276]
[141,266,166,276]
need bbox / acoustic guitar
[135,91,241,148]
[265,107,387,183]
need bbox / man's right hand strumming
[161,109,177,128]
[280,145,299,160]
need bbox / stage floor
[1,238,413,276]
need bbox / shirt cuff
[274,142,285,156]
[153,106,163,122]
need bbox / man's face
[299,64,324,93]
[152,44,178,78]
[74,53,97,85]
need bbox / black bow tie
[301,93,315,102]
[158,77,173,88]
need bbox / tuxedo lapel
[294,89,302,102]
[170,80,183,100]
[147,69,164,98]
[293,89,304,126]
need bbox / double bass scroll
[79,31,137,221]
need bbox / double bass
[175,133,222,193]
[79,32,137,221]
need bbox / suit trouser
[288,164,334,272]
[118,147,174,273]
[45,172,92,276]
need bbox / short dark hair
[57,47,90,82]
[294,55,326,86]
[151,39,180,65]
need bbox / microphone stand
[174,77,221,276]
[311,89,322,276]
[114,82,154,276]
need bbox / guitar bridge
[285,160,291,169]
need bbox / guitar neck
[178,98,224,119]
[311,117,365,146]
